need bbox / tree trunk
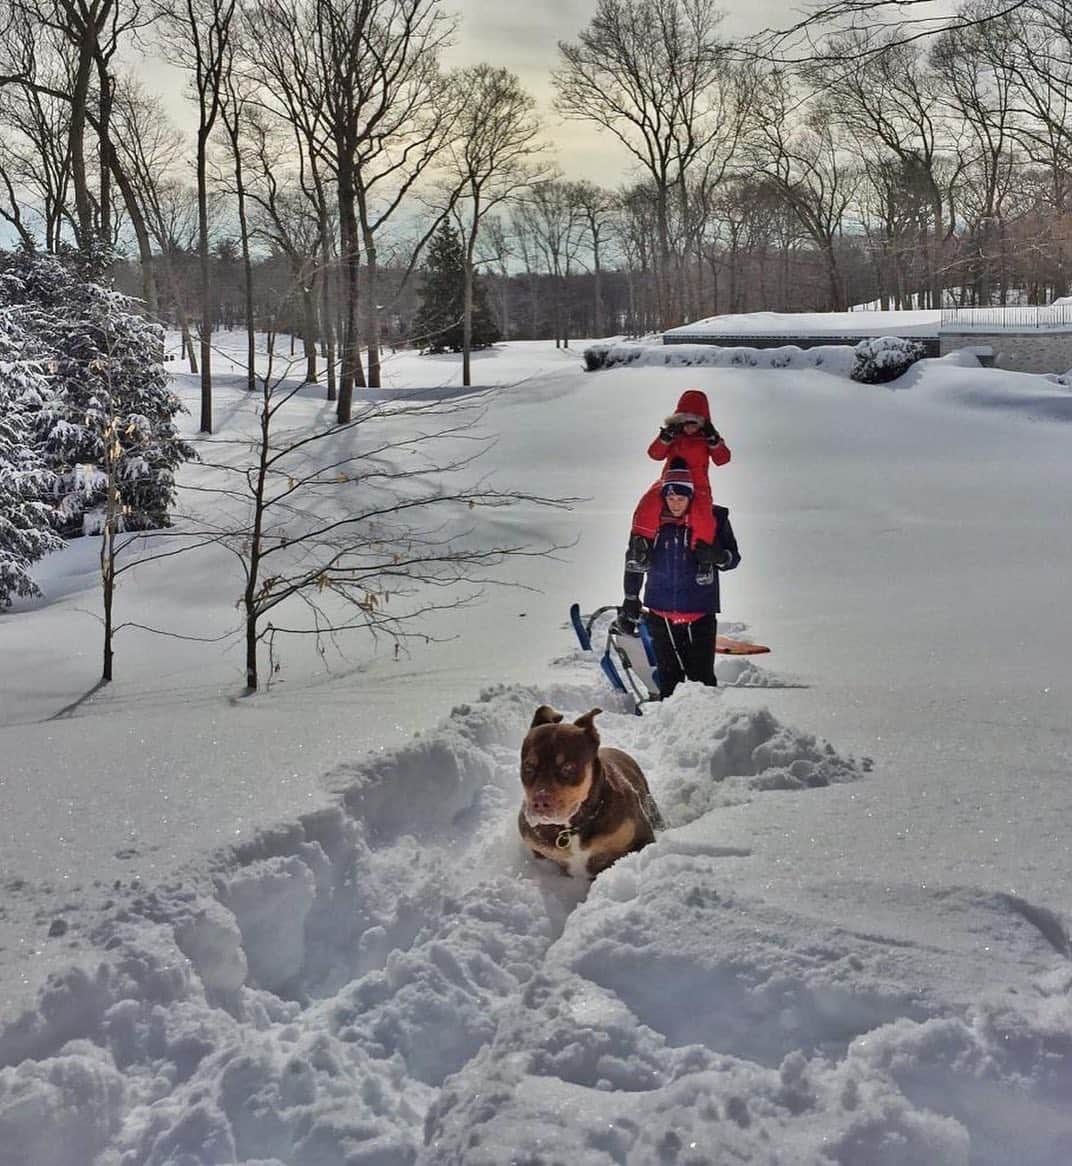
[655,183,672,329]
[319,243,337,401]
[197,126,214,432]
[310,158,337,401]
[462,258,474,386]
[363,233,381,389]
[592,234,603,337]
[336,156,365,423]
[463,213,481,385]
[101,133,159,318]
[302,282,318,383]
[234,139,256,392]
[824,240,845,311]
[180,313,198,373]
[100,420,121,683]
[70,32,97,254]
[97,59,113,246]
[243,390,271,692]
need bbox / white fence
[941,305,1072,329]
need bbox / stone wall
[940,329,1072,373]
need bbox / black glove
[702,419,722,445]
[617,596,642,634]
[695,544,732,570]
[658,423,678,443]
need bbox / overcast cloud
[135,0,798,186]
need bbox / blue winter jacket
[626,505,740,617]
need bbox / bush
[582,341,645,371]
[851,336,926,384]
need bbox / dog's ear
[573,708,602,740]
[530,705,564,728]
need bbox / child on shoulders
[626,389,730,584]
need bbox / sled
[570,603,769,712]
[714,635,770,656]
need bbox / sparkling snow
[2,333,1072,1165]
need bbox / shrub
[582,342,645,371]
[851,336,926,384]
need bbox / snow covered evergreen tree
[411,222,500,353]
[0,253,194,536]
[0,314,63,606]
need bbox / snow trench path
[2,651,1071,1165]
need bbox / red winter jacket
[646,389,731,477]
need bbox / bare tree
[192,346,572,692]
[155,0,238,433]
[446,63,546,386]
[570,181,616,336]
[750,69,860,310]
[515,181,587,347]
[982,0,1072,295]
[555,0,737,328]
[241,0,338,400]
[810,29,964,307]
[0,21,75,252]
[288,0,456,421]
[19,0,152,257]
[614,182,660,334]
[216,44,259,390]
[243,114,325,385]
[478,215,514,337]
[932,8,1020,302]
[111,85,203,357]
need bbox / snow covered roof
[665,310,941,340]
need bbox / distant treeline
[5,0,1072,429]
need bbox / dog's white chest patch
[561,836,593,879]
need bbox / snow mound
[909,359,1072,421]
[425,869,1072,1166]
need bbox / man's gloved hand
[617,596,642,635]
[695,544,733,570]
[702,419,722,445]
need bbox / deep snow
[2,330,1072,1165]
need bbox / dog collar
[554,783,606,849]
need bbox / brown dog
[518,705,663,879]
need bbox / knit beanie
[661,457,694,497]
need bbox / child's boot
[625,534,653,572]
[694,542,716,585]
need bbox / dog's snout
[530,788,554,814]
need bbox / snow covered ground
[2,333,1072,1164]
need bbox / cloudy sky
[140,0,796,187]
[440,0,795,180]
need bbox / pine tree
[0,314,63,606]
[0,253,195,536]
[412,222,500,353]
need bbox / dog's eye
[560,761,575,777]
[521,760,535,775]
